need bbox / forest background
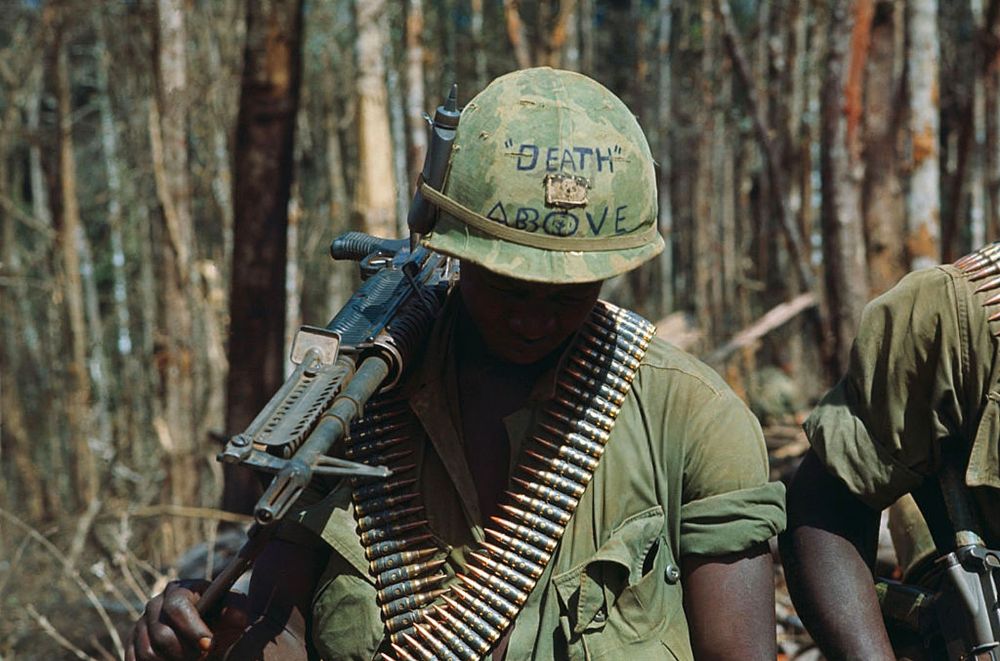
[1,0,998,658]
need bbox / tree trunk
[821,0,872,373]
[656,0,674,315]
[906,0,941,268]
[503,0,533,69]
[55,22,98,509]
[222,0,305,514]
[354,0,398,238]
[694,0,716,342]
[153,0,198,552]
[405,0,427,193]
[862,0,907,295]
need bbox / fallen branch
[26,604,96,661]
[0,508,124,658]
[705,292,818,364]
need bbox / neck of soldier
[455,303,564,523]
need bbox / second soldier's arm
[779,450,895,660]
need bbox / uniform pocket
[552,506,682,659]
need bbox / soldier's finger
[160,583,214,653]
[147,618,187,660]
[129,617,158,661]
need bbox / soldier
[780,245,1000,659]
[127,67,786,661]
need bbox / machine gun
[195,83,461,616]
[195,234,455,615]
[878,453,1000,660]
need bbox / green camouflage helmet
[420,67,664,283]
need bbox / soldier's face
[459,262,602,365]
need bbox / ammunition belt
[344,300,655,660]
[955,242,1000,336]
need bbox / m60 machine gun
[196,85,462,615]
[197,235,455,614]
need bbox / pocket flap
[289,479,373,582]
[553,506,665,635]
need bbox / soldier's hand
[126,579,246,661]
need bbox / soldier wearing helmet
[127,68,785,661]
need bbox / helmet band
[419,181,658,252]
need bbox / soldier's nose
[509,314,557,340]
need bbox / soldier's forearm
[780,451,894,660]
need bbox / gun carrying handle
[196,523,275,617]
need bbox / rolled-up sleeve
[676,386,786,557]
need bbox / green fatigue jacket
[806,264,1000,550]
[292,298,786,660]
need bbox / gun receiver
[198,233,453,615]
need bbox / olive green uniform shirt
[296,300,786,660]
[806,265,1000,546]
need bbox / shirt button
[593,606,607,622]
[664,564,680,584]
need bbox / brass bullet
[538,422,606,457]
[385,608,426,633]
[366,533,435,562]
[370,546,437,574]
[554,383,620,418]
[505,491,572,525]
[432,605,492,656]
[469,552,535,592]
[401,632,436,661]
[360,519,427,547]
[573,351,634,382]
[390,643,418,661]
[379,572,448,602]
[976,276,1000,295]
[456,574,519,619]
[413,623,460,661]
[357,505,425,532]
[424,613,479,660]
[490,515,559,552]
[344,434,408,460]
[519,466,587,499]
[452,585,510,630]
[586,317,652,350]
[545,410,611,443]
[560,369,628,404]
[380,653,399,661]
[481,541,545,579]
[584,323,647,354]
[381,588,449,618]
[350,420,410,443]
[359,448,413,468]
[581,338,643,370]
[484,529,551,565]
[511,476,578,511]
[531,437,601,472]
[986,291,1000,306]
[353,477,418,502]
[565,363,631,396]
[968,261,1000,281]
[553,396,616,429]
[467,564,529,605]
[525,451,591,485]
[441,595,502,644]
[990,310,1000,322]
[500,504,565,538]
[376,557,448,589]
[356,492,420,518]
